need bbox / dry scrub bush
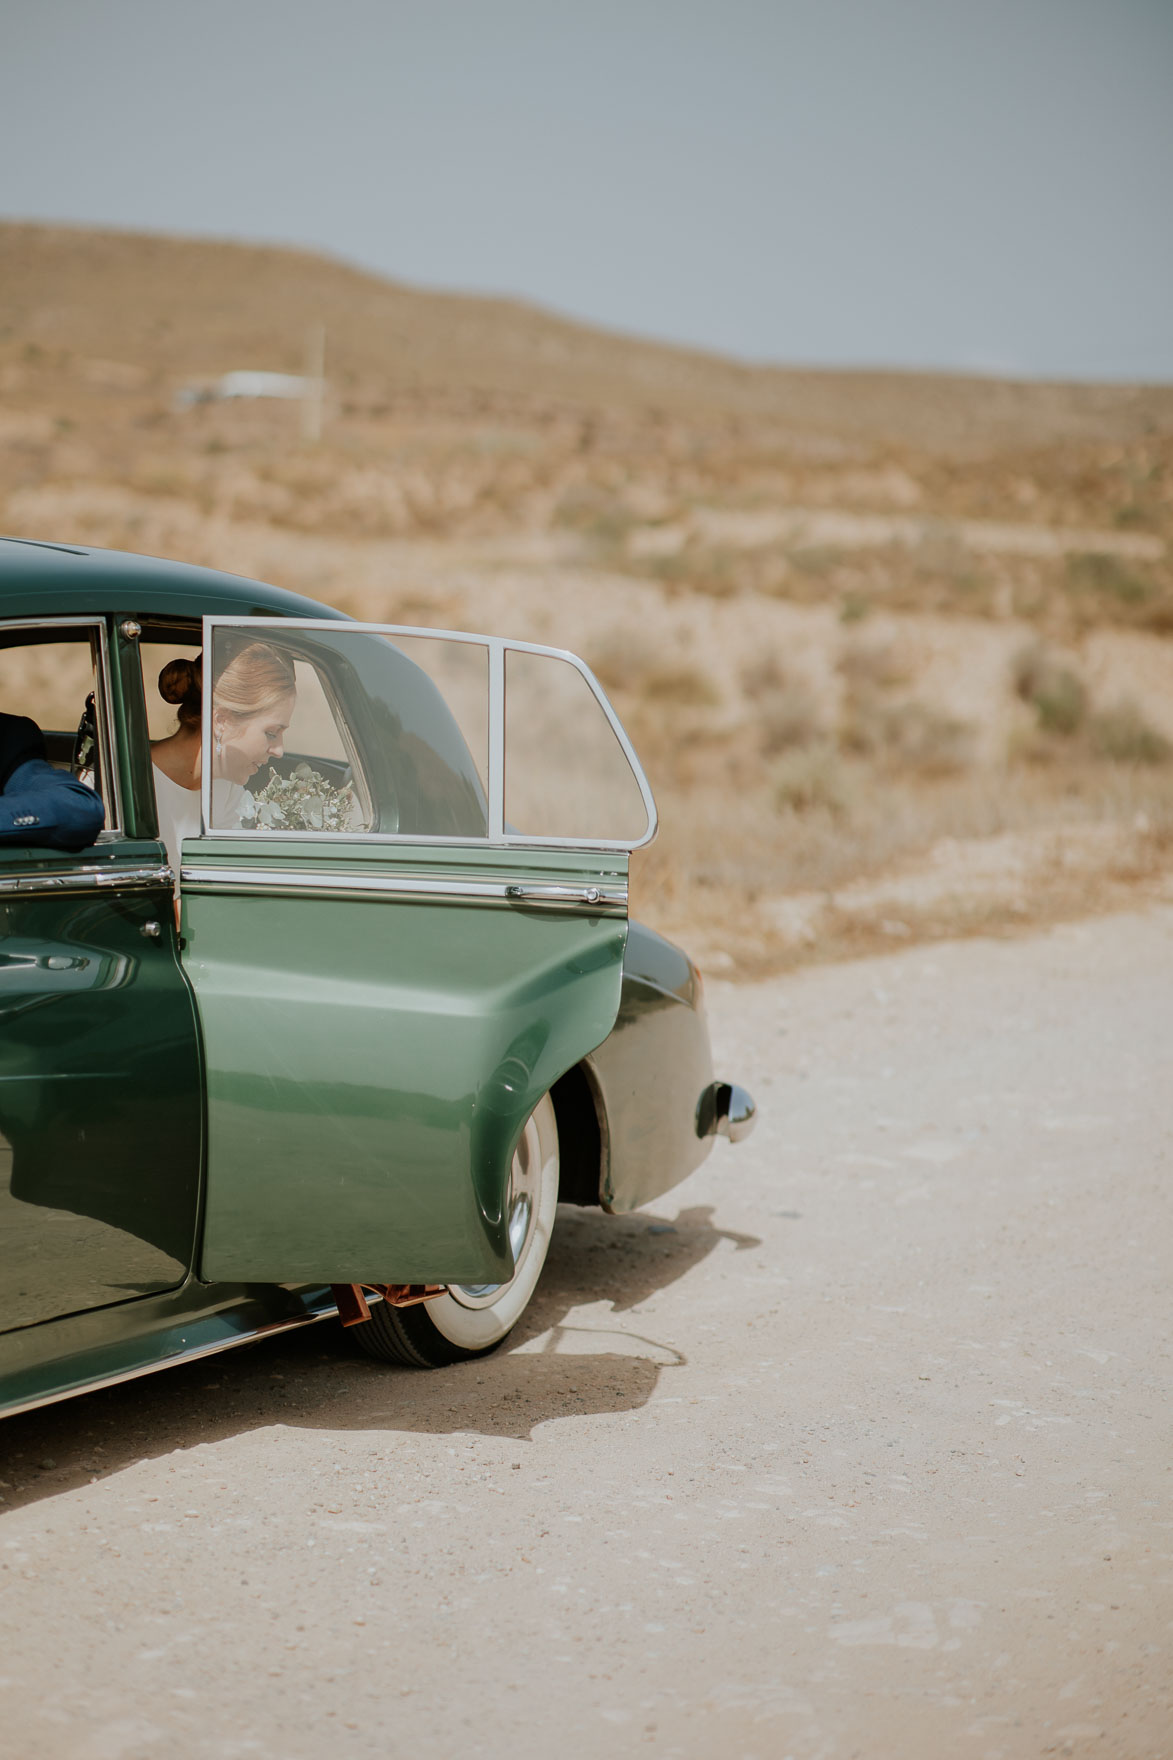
[1088,701,1171,766]
[838,638,910,692]
[643,544,743,599]
[641,665,720,709]
[586,635,650,695]
[1013,645,1087,737]
[841,699,973,774]
[881,703,973,774]
[786,545,841,577]
[740,656,823,755]
[1066,551,1156,607]
[1011,650,1169,767]
[1060,552,1173,633]
[772,743,851,816]
[909,523,984,593]
[839,592,872,623]
[588,636,719,712]
[836,637,972,774]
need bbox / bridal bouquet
[245,763,358,833]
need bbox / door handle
[505,883,625,911]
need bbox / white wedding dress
[152,764,249,881]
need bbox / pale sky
[2,0,1171,380]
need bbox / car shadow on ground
[0,1202,761,1514]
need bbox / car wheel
[352,1092,560,1368]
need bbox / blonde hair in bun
[212,642,296,721]
[158,655,203,731]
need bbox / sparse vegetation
[1088,701,1171,766]
[837,638,971,773]
[641,664,720,709]
[740,658,823,755]
[643,546,743,598]
[4,221,1173,975]
[838,638,910,693]
[1011,652,1169,769]
[786,545,840,577]
[772,743,851,816]
[587,638,719,713]
[874,702,974,775]
[1066,551,1155,606]
[1013,645,1088,737]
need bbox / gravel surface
[1,908,1170,1758]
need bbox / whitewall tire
[352,1092,560,1368]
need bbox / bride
[150,641,297,878]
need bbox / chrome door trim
[0,863,173,898]
[0,1289,355,1421]
[95,620,123,830]
[488,640,506,843]
[188,824,639,855]
[180,863,628,913]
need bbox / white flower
[248,764,358,834]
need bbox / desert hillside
[3,220,1173,970]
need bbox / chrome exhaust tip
[696,1080,757,1144]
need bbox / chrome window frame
[0,615,123,836]
[200,617,657,853]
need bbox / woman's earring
[215,735,223,757]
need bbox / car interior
[1,617,498,850]
[0,625,113,820]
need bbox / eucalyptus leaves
[245,763,359,832]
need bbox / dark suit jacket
[0,714,106,851]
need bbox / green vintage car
[0,536,754,1416]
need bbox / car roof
[0,537,348,624]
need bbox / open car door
[180,620,655,1287]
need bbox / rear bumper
[696,1081,757,1145]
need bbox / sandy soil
[1,908,1171,1758]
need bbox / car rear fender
[553,922,716,1214]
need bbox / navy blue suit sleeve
[0,758,106,851]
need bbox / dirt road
[1,909,1170,1758]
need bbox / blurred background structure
[2,0,1172,971]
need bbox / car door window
[202,623,489,840]
[504,646,651,843]
[0,623,117,826]
[199,620,653,850]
